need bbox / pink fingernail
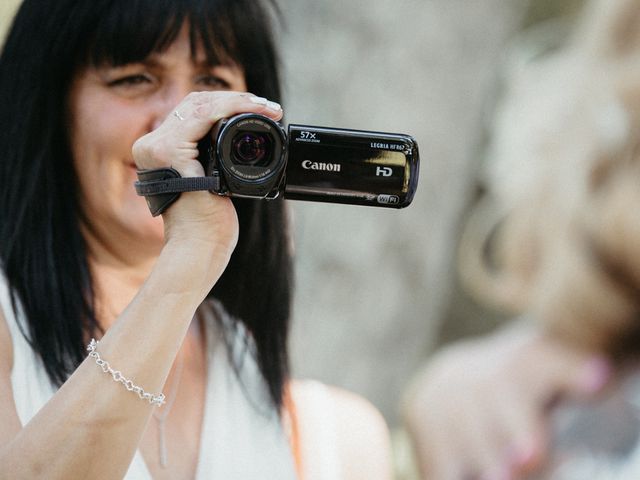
[580,356,612,393]
[510,441,538,467]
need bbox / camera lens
[232,132,272,166]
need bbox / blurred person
[402,0,640,478]
[0,1,391,479]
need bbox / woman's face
[67,27,247,255]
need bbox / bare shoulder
[0,305,13,376]
[290,380,392,480]
[0,306,21,449]
[327,385,392,480]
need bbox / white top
[0,272,297,479]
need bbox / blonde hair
[460,0,640,357]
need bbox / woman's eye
[108,74,153,87]
[197,75,232,90]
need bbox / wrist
[161,192,239,249]
[149,235,235,300]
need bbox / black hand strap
[135,168,220,216]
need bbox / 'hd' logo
[376,166,393,177]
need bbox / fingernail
[580,356,612,393]
[266,100,282,111]
[509,441,538,467]
[249,96,268,105]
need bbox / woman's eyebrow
[137,57,163,69]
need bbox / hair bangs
[189,5,243,68]
[82,0,254,70]
[85,1,183,67]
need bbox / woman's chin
[139,218,165,243]
[126,213,165,249]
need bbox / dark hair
[0,0,292,409]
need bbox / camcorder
[200,113,419,208]
[135,113,419,215]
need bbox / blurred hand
[401,322,612,480]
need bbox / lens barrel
[210,113,288,198]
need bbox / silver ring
[173,110,185,121]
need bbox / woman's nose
[151,82,193,131]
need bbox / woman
[0,1,391,478]
[403,0,640,478]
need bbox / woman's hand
[401,322,612,480]
[132,91,283,255]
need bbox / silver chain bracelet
[87,338,166,407]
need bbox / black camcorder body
[200,113,420,208]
